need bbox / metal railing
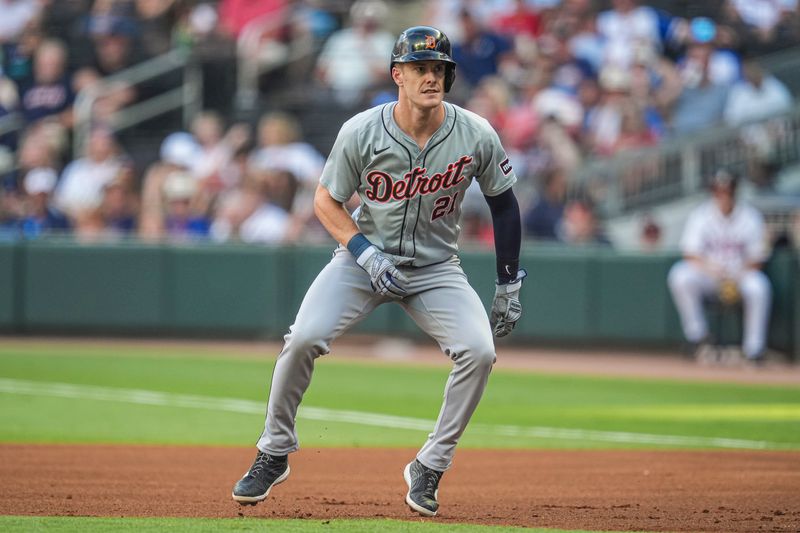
[571,104,800,217]
[234,12,316,112]
[73,48,203,156]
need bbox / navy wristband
[347,233,372,258]
[497,258,519,284]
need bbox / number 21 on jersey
[431,191,459,221]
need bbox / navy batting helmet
[391,26,457,92]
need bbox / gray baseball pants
[256,247,496,471]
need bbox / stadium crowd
[0,0,799,250]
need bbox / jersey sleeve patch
[499,157,512,176]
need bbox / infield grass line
[0,377,794,450]
[0,516,638,533]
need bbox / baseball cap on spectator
[89,16,138,39]
[710,167,739,192]
[24,168,58,195]
[599,65,631,93]
[160,132,200,169]
[690,17,716,44]
[532,89,583,129]
[350,0,389,23]
[162,171,197,201]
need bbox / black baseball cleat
[232,450,290,505]
[404,459,443,517]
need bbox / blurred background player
[667,169,772,364]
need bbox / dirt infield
[2,444,799,531]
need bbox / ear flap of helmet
[444,64,456,93]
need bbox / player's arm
[314,184,408,299]
[484,188,522,284]
[484,188,526,337]
[313,183,360,246]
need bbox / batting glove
[490,269,527,337]
[356,245,409,300]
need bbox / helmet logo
[425,35,436,49]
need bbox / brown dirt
[1,444,799,531]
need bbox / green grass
[0,516,634,533]
[0,342,799,449]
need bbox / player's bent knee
[284,327,330,358]
[739,271,771,300]
[467,343,496,372]
[667,261,693,290]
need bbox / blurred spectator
[524,169,566,240]
[15,121,63,177]
[0,75,21,150]
[568,5,605,72]
[724,57,793,126]
[161,170,210,241]
[675,18,741,86]
[248,110,323,194]
[87,171,138,239]
[584,65,632,155]
[0,0,41,44]
[19,167,70,238]
[189,110,249,198]
[314,0,394,107]
[0,189,21,239]
[2,20,43,86]
[139,131,200,240]
[670,39,731,135]
[218,0,286,39]
[53,126,125,223]
[667,168,772,363]
[538,31,596,97]
[83,10,142,77]
[19,39,74,128]
[239,169,298,244]
[638,213,662,251]
[39,0,93,65]
[610,100,658,154]
[724,57,793,189]
[209,184,261,243]
[72,161,139,241]
[492,0,541,38]
[465,76,514,131]
[557,198,610,245]
[451,8,514,89]
[133,0,181,58]
[597,0,662,66]
[722,0,800,54]
[535,114,583,174]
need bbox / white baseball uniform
[668,199,772,358]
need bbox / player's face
[712,185,735,215]
[396,61,446,108]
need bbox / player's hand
[355,245,409,300]
[490,269,527,337]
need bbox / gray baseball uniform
[257,101,517,471]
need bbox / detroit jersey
[320,101,516,266]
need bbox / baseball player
[232,26,526,517]
[668,169,772,363]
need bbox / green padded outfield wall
[0,242,16,329]
[22,242,166,331]
[7,240,798,358]
[164,245,287,335]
